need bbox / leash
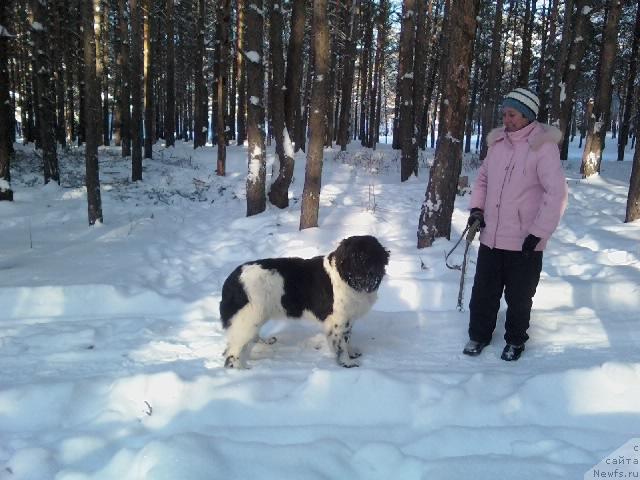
[445,219,481,311]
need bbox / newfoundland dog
[220,235,389,368]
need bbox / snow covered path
[1,141,639,479]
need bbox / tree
[267,0,295,208]
[367,0,389,149]
[479,0,504,161]
[234,0,247,146]
[300,0,330,230]
[417,0,479,248]
[0,0,13,201]
[626,118,640,223]
[31,0,60,184]
[193,0,207,148]
[117,0,132,157]
[549,0,592,160]
[82,0,104,225]
[537,0,559,122]
[245,0,266,216]
[216,0,231,175]
[336,0,360,151]
[143,0,154,158]
[285,0,306,152]
[130,0,143,181]
[517,0,534,85]
[398,0,417,181]
[165,0,176,147]
[617,1,640,162]
[580,0,622,177]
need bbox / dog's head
[330,235,390,293]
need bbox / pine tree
[617,1,640,162]
[165,0,176,147]
[130,0,143,180]
[82,0,104,224]
[0,0,14,201]
[245,0,266,216]
[417,0,479,248]
[31,0,60,184]
[580,0,622,177]
[267,0,295,208]
[300,0,330,230]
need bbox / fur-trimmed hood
[487,122,563,151]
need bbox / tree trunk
[580,0,622,177]
[268,0,295,208]
[409,0,428,154]
[479,0,503,161]
[285,0,306,151]
[537,0,558,122]
[63,0,77,144]
[358,0,373,146]
[398,0,416,181]
[617,1,640,162]
[368,0,389,149]
[549,0,591,160]
[82,0,103,225]
[130,0,143,180]
[117,0,131,157]
[53,0,66,148]
[235,0,247,145]
[93,0,104,146]
[31,0,60,184]
[300,0,330,230]
[626,118,640,222]
[165,0,176,147]
[517,0,534,86]
[417,0,479,248]
[337,0,360,151]
[0,0,13,201]
[101,2,110,147]
[194,0,207,148]
[245,0,266,216]
[550,0,573,120]
[143,0,154,158]
[216,0,231,174]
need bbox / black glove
[467,208,485,228]
[522,234,541,255]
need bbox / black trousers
[468,243,543,345]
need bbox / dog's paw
[348,347,362,359]
[224,355,245,368]
[338,356,360,368]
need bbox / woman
[463,88,568,361]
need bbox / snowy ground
[1,134,639,480]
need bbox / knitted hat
[502,88,540,121]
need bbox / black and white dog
[219,235,390,368]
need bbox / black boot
[463,340,489,356]
[501,344,525,361]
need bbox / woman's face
[502,107,531,132]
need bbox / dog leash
[445,219,481,311]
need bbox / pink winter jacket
[470,121,568,251]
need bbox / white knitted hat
[502,88,540,121]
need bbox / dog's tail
[219,266,249,329]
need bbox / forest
[0,0,639,245]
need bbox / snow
[249,96,260,106]
[1,135,639,479]
[30,22,44,32]
[0,178,10,191]
[244,50,261,63]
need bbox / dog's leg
[326,318,359,368]
[224,306,263,368]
